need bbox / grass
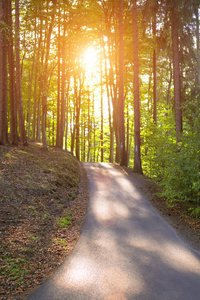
[56,210,72,229]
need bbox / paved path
[27,163,200,300]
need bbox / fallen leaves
[0,142,89,300]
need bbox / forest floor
[0,142,89,300]
[0,142,199,300]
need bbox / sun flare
[83,47,97,74]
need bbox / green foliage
[142,104,200,217]
[56,210,72,229]
[0,256,29,282]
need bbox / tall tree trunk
[32,14,38,142]
[15,0,27,146]
[28,61,34,139]
[194,5,200,86]
[170,2,183,142]
[42,3,55,149]
[119,0,127,166]
[133,0,142,174]
[0,0,7,145]
[100,42,104,162]
[7,0,18,145]
[103,40,114,162]
[126,103,130,165]
[36,18,44,143]
[60,21,66,150]
[56,7,61,147]
[153,6,157,125]
[75,76,81,161]
[87,89,91,162]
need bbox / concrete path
[27,163,200,300]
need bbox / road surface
[27,162,200,300]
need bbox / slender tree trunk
[0,0,7,145]
[65,80,70,150]
[194,5,200,86]
[170,3,183,142]
[32,14,38,141]
[75,76,81,161]
[92,89,95,162]
[100,43,104,162]
[133,0,142,174]
[60,23,66,150]
[153,8,157,125]
[167,61,172,105]
[126,103,129,165]
[15,0,27,146]
[56,8,61,147]
[28,61,34,139]
[42,3,55,149]
[7,0,18,145]
[36,18,44,143]
[87,89,91,162]
[119,0,127,166]
[103,40,114,162]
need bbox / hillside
[0,142,88,300]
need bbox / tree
[7,0,18,145]
[119,0,127,166]
[169,0,183,142]
[15,0,27,146]
[133,0,142,174]
[152,0,158,125]
[0,0,7,145]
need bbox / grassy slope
[0,142,88,300]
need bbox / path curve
[27,162,200,300]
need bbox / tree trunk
[32,14,38,142]
[60,23,66,150]
[153,8,157,125]
[75,76,81,161]
[100,42,104,162]
[170,2,183,142]
[6,0,18,145]
[15,0,27,146]
[0,0,7,145]
[133,0,142,174]
[87,89,91,162]
[56,7,61,147]
[42,3,55,149]
[28,61,34,139]
[119,0,127,166]
[194,5,200,86]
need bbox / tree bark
[100,42,104,162]
[0,0,8,145]
[153,7,157,125]
[119,0,127,166]
[194,5,200,86]
[15,0,27,146]
[133,0,143,174]
[7,0,18,145]
[170,2,183,142]
[56,7,61,147]
[42,2,55,149]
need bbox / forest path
[27,162,200,300]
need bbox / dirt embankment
[0,142,88,300]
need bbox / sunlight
[84,46,97,74]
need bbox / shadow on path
[27,163,200,300]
